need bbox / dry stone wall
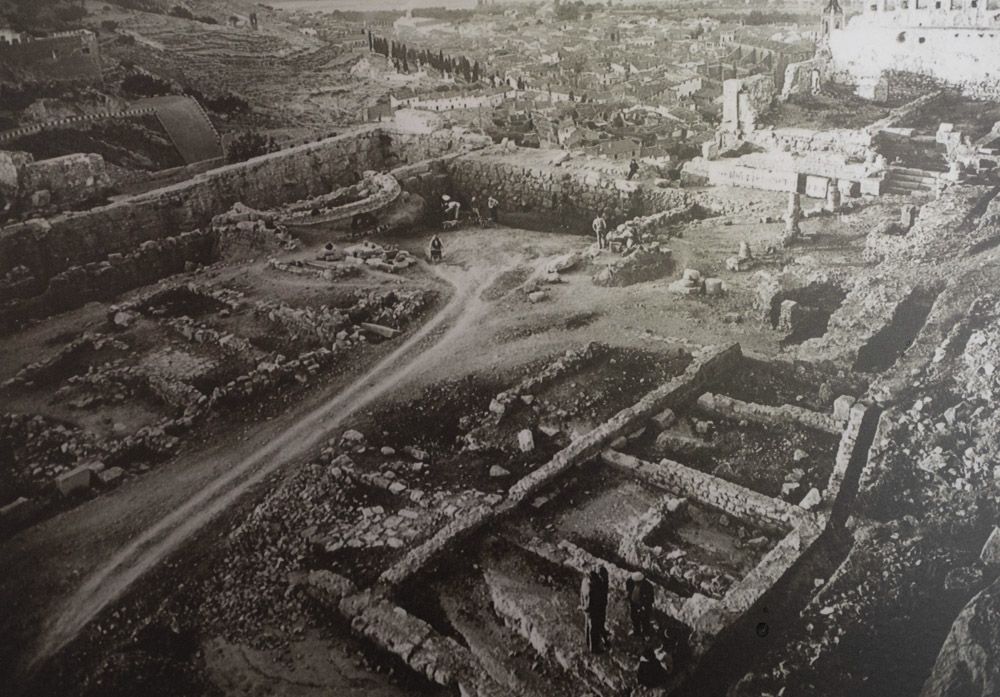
[0,127,386,287]
[450,149,690,225]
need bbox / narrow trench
[853,287,941,374]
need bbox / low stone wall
[681,158,799,193]
[601,449,806,531]
[0,229,215,331]
[745,127,873,162]
[508,344,742,504]
[378,343,742,589]
[720,514,823,616]
[825,401,870,506]
[305,570,513,697]
[696,392,843,435]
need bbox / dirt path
[12,256,503,683]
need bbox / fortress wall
[0,32,101,83]
[830,23,1000,98]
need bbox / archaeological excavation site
[3,1,1000,696]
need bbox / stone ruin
[300,344,878,697]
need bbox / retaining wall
[450,149,691,225]
[0,127,385,286]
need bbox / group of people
[580,568,676,689]
[441,194,499,228]
[593,210,645,253]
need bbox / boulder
[981,527,1000,566]
[799,487,821,511]
[490,465,511,478]
[921,578,1000,697]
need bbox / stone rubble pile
[593,244,674,287]
[211,202,298,259]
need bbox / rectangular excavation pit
[395,534,695,697]
[507,462,781,601]
[625,413,842,502]
[708,355,861,413]
[639,501,781,590]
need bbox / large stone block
[55,465,93,497]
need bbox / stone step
[889,165,945,177]
[884,182,931,195]
[887,171,937,185]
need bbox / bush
[55,5,89,22]
[121,73,173,97]
[205,92,250,116]
[100,19,119,31]
[197,15,217,24]
[116,34,136,45]
[225,131,278,163]
[168,5,194,20]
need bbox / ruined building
[0,29,102,84]
[827,0,1000,98]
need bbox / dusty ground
[2,181,959,697]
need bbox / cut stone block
[56,465,93,497]
[833,395,856,422]
[517,429,535,453]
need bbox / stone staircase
[883,166,940,195]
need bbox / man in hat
[626,571,654,637]
[429,234,443,263]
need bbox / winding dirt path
[13,257,502,682]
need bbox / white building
[828,0,1000,98]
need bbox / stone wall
[378,344,742,589]
[744,128,874,162]
[682,158,799,193]
[697,392,843,435]
[601,449,806,531]
[0,127,386,290]
[0,30,102,83]
[450,148,690,225]
[830,18,1000,99]
[0,230,214,331]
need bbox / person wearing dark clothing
[487,196,499,223]
[580,569,606,653]
[626,572,654,637]
[627,158,639,180]
[637,646,673,688]
[429,234,443,263]
[592,566,609,651]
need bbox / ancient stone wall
[830,18,1000,99]
[602,450,806,531]
[450,149,690,225]
[0,127,386,289]
[0,230,214,331]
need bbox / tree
[226,131,278,163]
